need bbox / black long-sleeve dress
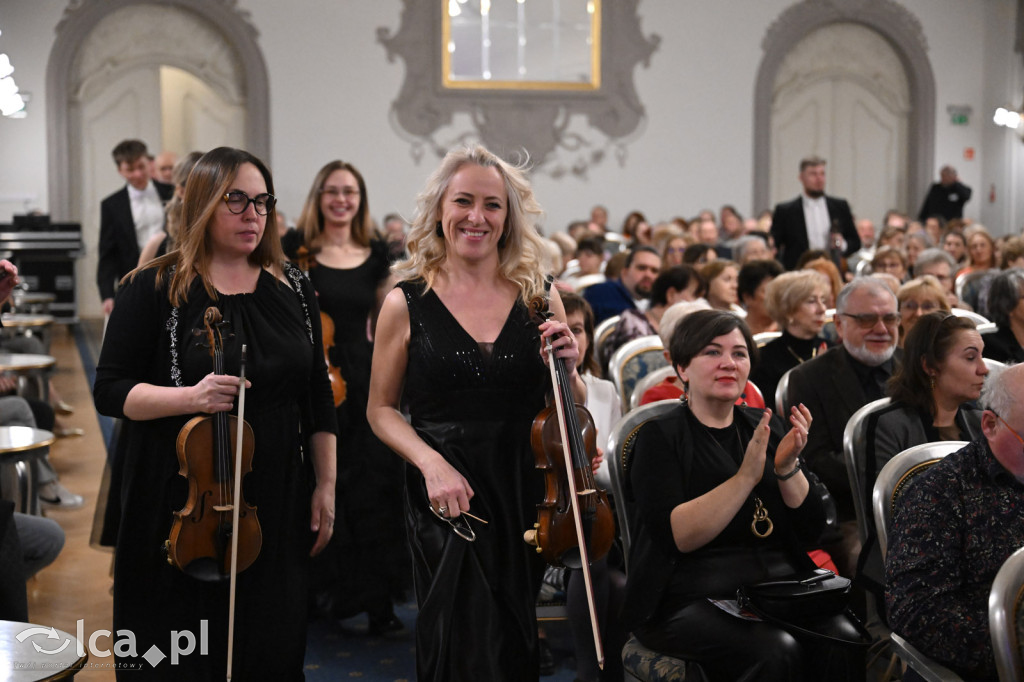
[94,264,337,680]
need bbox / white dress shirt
[128,181,166,250]
[801,194,831,251]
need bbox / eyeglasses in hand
[839,312,901,329]
[429,504,487,542]
[223,190,276,216]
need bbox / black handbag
[737,567,851,622]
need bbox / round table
[11,294,56,316]
[0,316,54,355]
[0,354,56,403]
[0,427,55,516]
[0,619,88,679]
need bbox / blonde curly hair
[391,145,547,304]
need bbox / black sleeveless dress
[399,280,548,681]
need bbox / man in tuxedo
[771,156,860,270]
[786,277,899,577]
[96,139,174,315]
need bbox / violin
[294,246,346,408]
[320,311,346,407]
[524,294,614,668]
[165,307,262,582]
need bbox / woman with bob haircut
[368,145,583,681]
[94,147,338,679]
[750,270,832,407]
[291,159,406,632]
[896,276,951,347]
[982,268,1024,363]
[622,309,863,680]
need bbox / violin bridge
[212,504,235,512]
[576,489,597,497]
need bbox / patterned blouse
[885,439,1024,680]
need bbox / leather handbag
[737,567,851,622]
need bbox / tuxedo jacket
[96,181,174,301]
[771,194,859,270]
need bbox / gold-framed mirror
[442,0,600,91]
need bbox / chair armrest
[889,633,964,682]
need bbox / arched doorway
[45,0,269,317]
[753,0,935,218]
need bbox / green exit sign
[951,113,969,125]
[947,105,972,126]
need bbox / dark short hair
[668,309,757,379]
[576,236,605,256]
[986,268,1024,328]
[737,259,784,302]
[624,245,660,269]
[112,139,149,166]
[887,311,977,416]
[682,243,715,265]
[800,156,826,172]
[650,265,702,306]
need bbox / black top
[622,403,827,629]
[750,330,830,408]
[982,325,1024,364]
[918,181,972,221]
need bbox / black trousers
[635,598,865,682]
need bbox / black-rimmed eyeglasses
[429,504,487,542]
[223,190,276,216]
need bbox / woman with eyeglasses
[859,312,986,598]
[622,310,864,681]
[367,145,583,681]
[93,147,338,679]
[291,160,408,633]
[896,276,951,347]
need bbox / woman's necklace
[784,338,824,365]
[694,413,774,539]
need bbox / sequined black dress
[399,280,548,681]
[94,265,337,680]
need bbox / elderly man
[886,363,1024,680]
[918,165,972,222]
[583,245,661,323]
[912,248,961,308]
[786,277,900,575]
[771,156,860,270]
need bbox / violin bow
[225,344,247,682]
[541,330,605,670]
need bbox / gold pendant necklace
[751,496,774,538]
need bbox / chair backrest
[978,322,999,335]
[629,364,676,410]
[753,331,782,348]
[594,315,620,361]
[950,307,991,326]
[841,397,892,543]
[605,399,680,571]
[572,273,607,293]
[990,546,1024,682]
[774,366,794,415]
[984,357,1006,374]
[608,334,667,407]
[872,441,966,559]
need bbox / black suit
[771,194,859,271]
[96,181,174,301]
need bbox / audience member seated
[699,260,742,314]
[622,310,863,681]
[565,236,605,286]
[583,246,660,324]
[750,271,831,405]
[620,211,648,244]
[15,512,64,579]
[660,235,689,269]
[738,259,784,334]
[998,236,1024,270]
[942,228,968,268]
[600,266,704,370]
[885,363,1024,680]
[876,225,906,252]
[870,246,908,283]
[797,252,843,306]
[681,243,717,266]
[896,276,951,347]
[981,268,1024,363]
[787,277,900,577]
[560,293,626,682]
[732,234,772,265]
[904,231,934,271]
[958,225,998,278]
[639,301,765,409]
[860,312,985,603]
[0,394,82,509]
[912,247,961,309]
[846,219,876,275]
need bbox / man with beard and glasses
[771,156,860,271]
[583,245,661,324]
[786,277,900,578]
